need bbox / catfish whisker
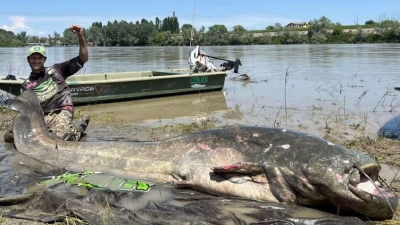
[354,164,397,219]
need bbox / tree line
[1,15,400,47]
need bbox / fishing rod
[189,0,196,49]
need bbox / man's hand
[70,24,88,63]
[70,25,84,36]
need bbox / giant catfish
[9,91,398,219]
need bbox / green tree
[86,25,103,46]
[0,29,23,46]
[53,32,61,46]
[157,30,182,46]
[331,26,343,35]
[92,22,102,28]
[7,14,400,47]
[181,23,195,46]
[365,20,376,25]
[308,16,333,43]
[266,25,274,30]
[310,32,327,44]
[233,25,246,33]
[160,17,179,33]
[204,24,228,45]
[352,27,365,43]
[281,28,303,44]
[103,20,119,46]
[16,31,28,45]
[197,26,206,44]
[27,35,40,44]
[155,17,161,30]
[230,25,247,45]
[135,21,158,46]
[375,19,400,42]
[274,23,283,30]
[308,16,332,35]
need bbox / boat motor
[191,46,242,73]
[220,58,242,73]
[201,54,242,73]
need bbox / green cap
[27,45,46,57]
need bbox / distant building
[285,22,309,29]
[87,42,96,47]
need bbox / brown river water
[2,44,400,136]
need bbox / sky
[1,0,399,37]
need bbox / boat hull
[0,69,228,105]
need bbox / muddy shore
[0,102,399,224]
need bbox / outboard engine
[220,58,242,73]
[189,46,217,72]
[189,45,242,73]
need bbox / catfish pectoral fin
[262,162,296,203]
[212,162,262,183]
[212,162,263,175]
[219,173,253,184]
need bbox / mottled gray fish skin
[10,91,398,219]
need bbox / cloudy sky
[1,0,399,37]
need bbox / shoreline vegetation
[1,16,400,47]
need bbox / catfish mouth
[346,164,397,207]
[347,165,382,202]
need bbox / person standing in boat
[4,24,89,142]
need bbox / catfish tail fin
[10,90,56,150]
[11,90,42,113]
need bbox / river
[0,44,400,134]
[4,44,399,136]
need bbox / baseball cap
[27,45,46,57]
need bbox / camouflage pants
[45,110,89,141]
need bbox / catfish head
[213,129,398,220]
[265,132,398,220]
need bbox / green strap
[39,170,151,192]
